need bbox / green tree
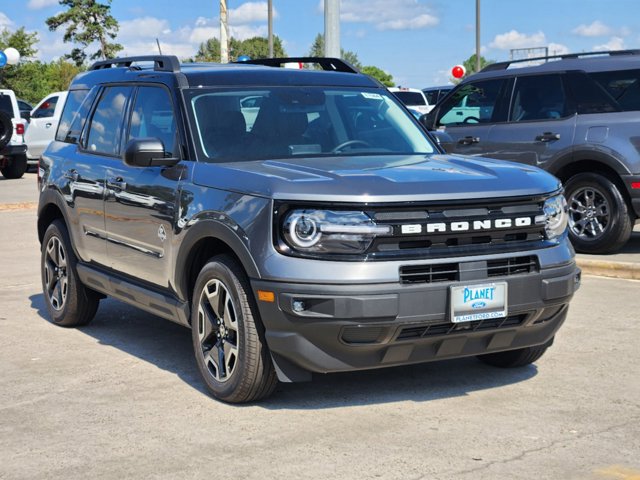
[361,65,394,87]
[46,58,84,92]
[308,33,362,69]
[195,36,287,62]
[0,28,49,102]
[46,0,123,67]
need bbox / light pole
[324,0,340,58]
[220,0,229,63]
[268,0,273,58]
[475,0,481,73]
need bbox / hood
[192,154,562,203]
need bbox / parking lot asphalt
[3,172,640,280]
[1,201,639,479]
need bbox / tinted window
[589,69,640,111]
[128,86,177,157]
[393,91,426,106]
[86,86,132,155]
[510,75,568,122]
[188,87,435,162]
[437,79,507,126]
[56,88,98,144]
[0,95,12,116]
[564,72,618,114]
[32,96,59,119]
[18,100,32,112]
[423,91,438,105]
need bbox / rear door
[25,92,67,160]
[103,84,183,288]
[433,77,510,156]
[487,74,576,168]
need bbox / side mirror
[123,138,179,168]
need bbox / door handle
[535,132,560,142]
[107,177,127,190]
[458,136,480,145]
[45,123,53,128]
[64,169,79,182]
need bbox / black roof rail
[89,55,181,73]
[238,57,360,74]
[481,49,640,72]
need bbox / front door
[104,85,183,288]
[25,92,65,160]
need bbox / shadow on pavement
[30,293,538,409]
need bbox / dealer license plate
[449,282,507,323]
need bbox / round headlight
[287,213,321,248]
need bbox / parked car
[0,89,28,179]
[389,87,433,114]
[422,85,452,106]
[37,55,579,403]
[24,91,67,166]
[423,49,640,254]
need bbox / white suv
[389,87,433,115]
[0,89,29,179]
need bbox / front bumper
[251,261,580,382]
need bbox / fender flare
[549,150,631,178]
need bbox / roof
[70,55,379,90]
[467,49,640,83]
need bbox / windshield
[186,87,435,162]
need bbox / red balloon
[452,65,466,79]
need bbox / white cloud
[229,1,277,24]
[27,0,58,10]
[594,36,625,51]
[572,20,612,37]
[489,30,546,50]
[0,11,14,29]
[119,17,172,41]
[319,0,439,31]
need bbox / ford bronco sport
[37,56,580,403]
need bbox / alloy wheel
[43,236,68,311]
[568,186,610,240]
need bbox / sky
[1,0,639,88]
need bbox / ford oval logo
[471,301,486,309]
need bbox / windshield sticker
[361,93,383,100]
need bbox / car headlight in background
[283,210,392,254]
[536,195,568,240]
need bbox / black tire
[564,172,633,254]
[477,340,551,368]
[191,255,277,403]
[41,219,100,327]
[0,154,28,179]
[0,110,12,149]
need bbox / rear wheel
[191,255,277,403]
[564,172,633,254]
[41,220,100,327]
[1,154,28,179]
[477,340,552,368]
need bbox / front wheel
[477,340,552,368]
[191,255,277,403]
[564,172,633,254]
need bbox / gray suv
[424,50,640,254]
[37,55,580,403]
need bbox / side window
[437,78,507,126]
[564,72,618,114]
[424,90,438,105]
[56,88,98,144]
[127,86,178,157]
[510,75,568,122]
[86,86,132,155]
[32,96,59,119]
[589,69,640,112]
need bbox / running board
[76,264,190,327]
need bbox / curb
[576,258,640,281]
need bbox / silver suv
[424,50,640,254]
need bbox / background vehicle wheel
[41,219,100,327]
[0,154,28,179]
[564,172,633,254]
[0,111,12,149]
[191,255,277,403]
[477,340,552,368]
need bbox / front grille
[396,314,526,341]
[399,256,538,284]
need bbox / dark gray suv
[424,50,640,254]
[37,56,580,403]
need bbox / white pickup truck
[0,89,29,179]
[25,91,68,166]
